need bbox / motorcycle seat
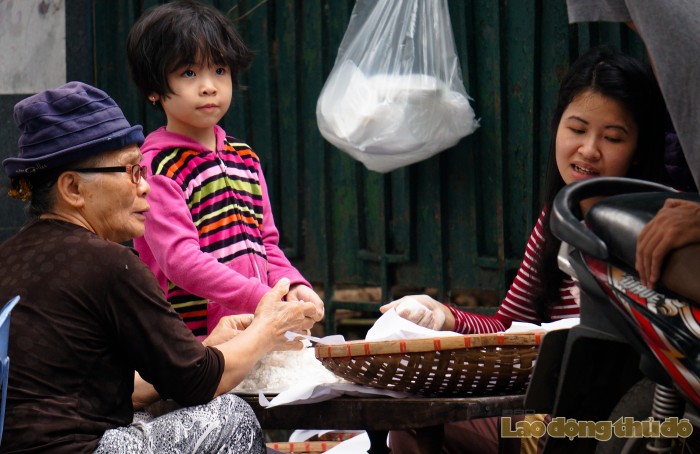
[586,192,700,303]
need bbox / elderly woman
[0,82,317,453]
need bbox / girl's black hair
[126,0,253,106]
[532,45,670,321]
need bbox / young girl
[382,45,670,336]
[126,0,323,337]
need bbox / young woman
[383,45,669,335]
[384,46,671,454]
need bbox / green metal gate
[0,0,646,333]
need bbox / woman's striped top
[449,209,579,333]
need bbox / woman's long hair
[532,46,669,321]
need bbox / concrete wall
[0,0,90,241]
[0,0,66,94]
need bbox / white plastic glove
[389,295,446,331]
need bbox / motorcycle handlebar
[550,177,677,260]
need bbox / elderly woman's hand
[210,279,320,395]
[380,294,454,331]
[253,279,318,351]
[203,314,254,347]
[286,283,325,322]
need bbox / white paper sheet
[258,382,412,408]
[365,308,462,341]
[284,331,346,345]
[505,318,579,333]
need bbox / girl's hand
[287,283,325,322]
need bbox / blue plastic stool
[0,296,20,446]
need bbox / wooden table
[242,393,526,453]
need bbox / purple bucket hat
[3,81,144,178]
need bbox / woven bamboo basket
[314,331,544,397]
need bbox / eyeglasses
[69,164,147,184]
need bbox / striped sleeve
[449,209,578,334]
[449,305,508,333]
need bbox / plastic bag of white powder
[317,62,478,173]
[315,0,479,173]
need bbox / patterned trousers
[95,393,265,453]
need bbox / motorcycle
[524,177,700,453]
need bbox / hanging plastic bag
[316,0,479,173]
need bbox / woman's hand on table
[380,295,454,331]
[287,283,325,322]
